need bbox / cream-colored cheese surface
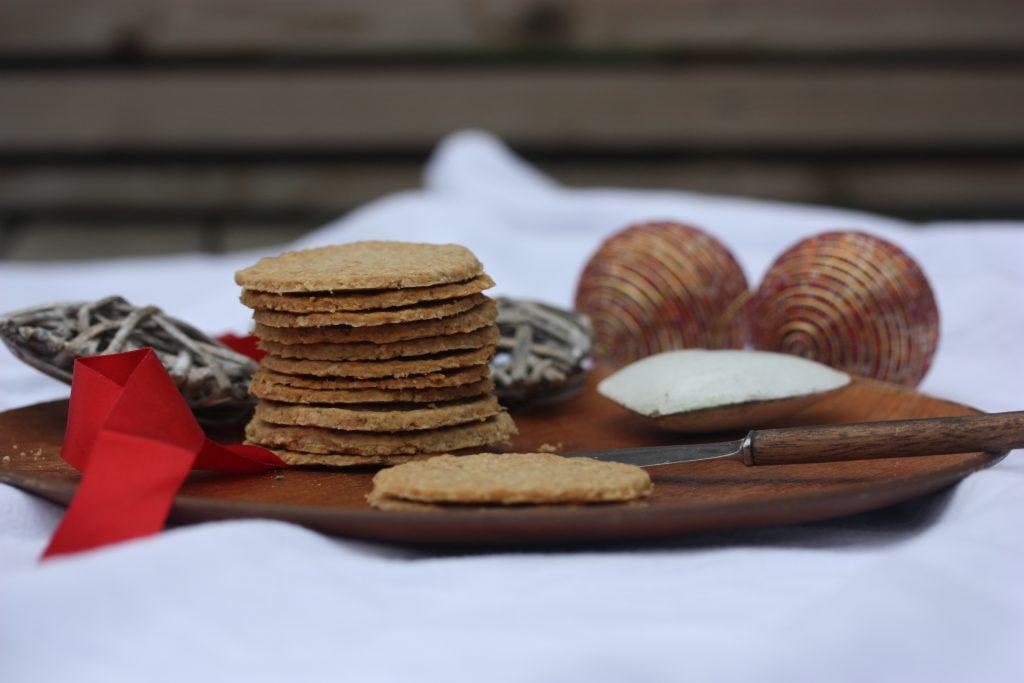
[598,349,851,417]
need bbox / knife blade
[564,437,749,468]
[562,410,1024,468]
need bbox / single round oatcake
[258,327,499,362]
[244,412,517,456]
[253,300,497,344]
[265,450,421,468]
[241,274,495,313]
[367,453,652,508]
[254,365,492,390]
[261,346,496,379]
[254,395,501,431]
[253,294,487,329]
[235,241,484,293]
[250,373,494,404]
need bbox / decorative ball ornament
[749,231,939,387]
[574,221,750,367]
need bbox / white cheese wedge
[598,349,851,418]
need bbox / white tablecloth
[2,131,1022,682]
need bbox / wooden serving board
[0,375,1007,546]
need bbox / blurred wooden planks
[4,0,1024,54]
[2,0,1024,261]
[4,160,1024,219]
[3,68,1024,150]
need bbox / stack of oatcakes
[236,241,517,467]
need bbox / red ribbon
[217,332,265,362]
[44,348,285,559]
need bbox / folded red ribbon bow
[44,348,285,559]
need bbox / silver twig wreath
[491,297,592,405]
[0,296,257,420]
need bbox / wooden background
[2,0,1023,260]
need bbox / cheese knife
[565,411,1024,467]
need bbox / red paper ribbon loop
[44,348,284,559]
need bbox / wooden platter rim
[0,381,1008,546]
[175,448,1003,541]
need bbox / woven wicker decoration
[491,298,592,406]
[749,231,940,387]
[0,296,258,420]
[575,221,750,367]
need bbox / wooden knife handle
[745,411,1024,466]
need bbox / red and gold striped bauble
[575,221,749,367]
[749,231,939,386]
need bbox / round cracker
[266,450,421,468]
[259,327,498,361]
[261,346,495,379]
[235,241,483,293]
[369,453,652,506]
[255,365,492,390]
[254,300,497,344]
[250,374,494,404]
[364,494,651,511]
[241,274,494,313]
[255,395,499,431]
[244,412,517,456]
[254,294,487,329]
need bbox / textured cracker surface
[255,395,500,431]
[255,365,491,390]
[365,494,652,511]
[235,241,483,293]
[259,327,498,361]
[241,274,494,313]
[269,449,421,468]
[368,453,653,506]
[250,374,493,404]
[262,346,495,378]
[253,294,486,329]
[362,494,448,510]
[244,412,517,456]
[253,301,497,344]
